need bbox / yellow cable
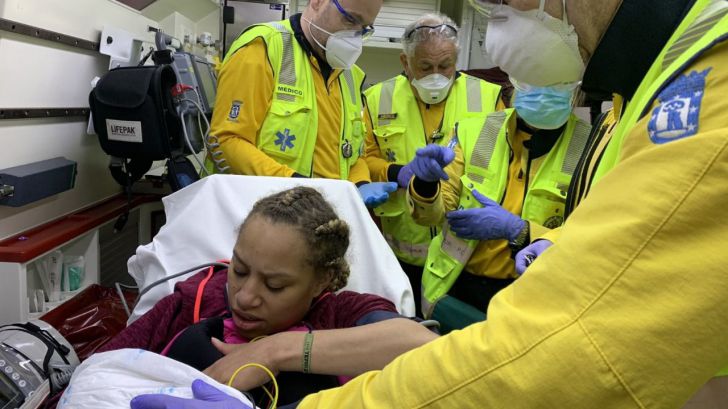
[228,363,278,409]
[260,385,275,403]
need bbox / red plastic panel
[0,194,160,263]
[41,284,136,361]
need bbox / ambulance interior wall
[0,0,222,240]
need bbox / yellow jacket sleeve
[296,49,728,409]
[210,39,296,177]
[407,143,463,226]
[347,157,371,185]
[532,225,562,244]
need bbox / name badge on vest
[441,223,476,265]
[342,139,353,159]
[378,113,398,120]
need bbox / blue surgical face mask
[513,84,575,130]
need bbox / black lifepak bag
[90,64,181,164]
[89,64,199,230]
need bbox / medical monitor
[171,52,218,115]
[192,57,217,111]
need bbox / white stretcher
[127,174,416,323]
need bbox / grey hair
[402,13,460,57]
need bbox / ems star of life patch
[385,148,396,162]
[228,100,242,122]
[648,68,711,144]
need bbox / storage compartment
[26,230,100,318]
[0,194,161,325]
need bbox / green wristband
[302,332,314,374]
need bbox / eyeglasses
[331,0,376,39]
[404,24,458,40]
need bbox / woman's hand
[203,337,284,392]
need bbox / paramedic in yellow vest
[130,0,728,407]
[364,13,503,315]
[407,80,590,317]
[209,0,398,207]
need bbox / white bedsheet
[59,349,255,409]
[127,175,415,323]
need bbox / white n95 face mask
[485,0,584,87]
[411,74,454,104]
[304,17,363,69]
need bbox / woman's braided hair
[243,186,351,291]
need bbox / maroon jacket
[99,268,398,353]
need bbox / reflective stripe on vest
[377,79,396,126]
[467,111,508,185]
[367,74,501,265]
[661,2,728,69]
[421,110,591,308]
[466,75,484,113]
[269,23,296,102]
[562,119,591,176]
[341,69,357,105]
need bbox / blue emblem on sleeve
[648,68,711,144]
[228,100,242,122]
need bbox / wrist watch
[509,221,530,252]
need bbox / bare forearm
[273,318,437,377]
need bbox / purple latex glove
[396,164,415,188]
[514,239,553,275]
[130,379,252,409]
[446,189,525,241]
[409,144,455,182]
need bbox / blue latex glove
[409,145,455,182]
[446,189,526,241]
[515,239,553,275]
[130,379,251,409]
[396,164,415,188]
[358,182,398,207]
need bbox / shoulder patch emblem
[648,68,711,144]
[543,215,564,229]
[228,100,242,122]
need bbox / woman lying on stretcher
[101,186,437,407]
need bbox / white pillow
[127,175,415,324]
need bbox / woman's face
[227,215,329,339]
